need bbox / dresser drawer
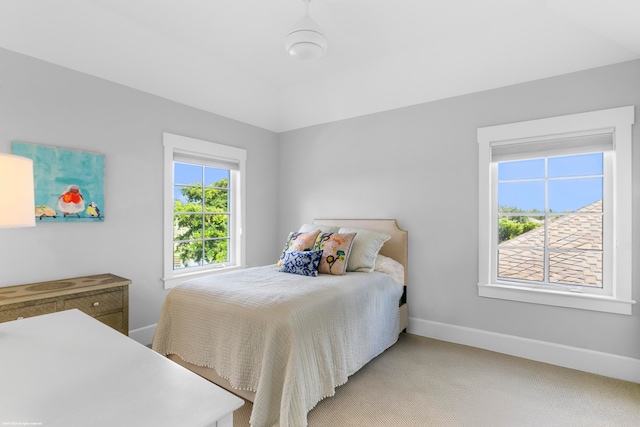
[64,289,123,316]
[0,302,57,322]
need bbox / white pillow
[338,227,390,272]
[298,223,341,234]
[374,254,405,285]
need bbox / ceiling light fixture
[285,0,327,61]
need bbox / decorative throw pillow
[278,250,323,277]
[314,232,356,275]
[277,230,321,266]
[338,227,391,272]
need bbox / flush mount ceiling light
[285,0,327,61]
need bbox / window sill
[163,265,247,289]
[478,283,635,315]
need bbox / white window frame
[163,132,246,289]
[478,106,635,315]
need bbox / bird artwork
[11,142,105,223]
[86,201,102,220]
[34,205,57,220]
[58,184,85,218]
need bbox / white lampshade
[285,8,327,61]
[0,153,36,228]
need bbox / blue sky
[498,153,603,213]
[173,163,229,204]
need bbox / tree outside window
[173,163,230,269]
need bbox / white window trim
[478,106,635,315]
[163,132,246,289]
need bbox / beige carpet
[232,333,640,426]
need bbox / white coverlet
[153,265,403,427]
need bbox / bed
[152,219,408,427]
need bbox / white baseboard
[130,318,639,383]
[129,323,157,346]
[407,317,640,383]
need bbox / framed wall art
[11,142,105,222]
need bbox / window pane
[172,165,229,269]
[203,239,229,265]
[175,162,202,185]
[204,188,229,213]
[204,214,229,239]
[173,213,203,241]
[498,248,544,282]
[548,215,602,250]
[548,153,603,178]
[175,185,205,211]
[498,216,544,245]
[548,178,602,213]
[205,167,229,187]
[498,181,545,212]
[498,159,544,180]
[173,241,203,270]
[173,185,188,205]
[549,251,602,287]
[174,185,204,209]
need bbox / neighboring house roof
[498,200,602,287]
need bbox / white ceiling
[0,0,638,133]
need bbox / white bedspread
[152,265,403,427]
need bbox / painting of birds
[58,184,85,218]
[86,201,102,220]
[12,142,105,222]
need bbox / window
[163,132,246,288]
[478,106,635,315]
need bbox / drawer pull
[92,302,100,307]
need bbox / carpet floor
[232,333,640,426]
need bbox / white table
[0,309,244,427]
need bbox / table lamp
[0,153,36,228]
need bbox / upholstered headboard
[312,219,408,285]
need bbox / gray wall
[0,48,280,333]
[278,59,640,360]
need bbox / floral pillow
[277,230,321,267]
[314,232,356,275]
[278,250,323,277]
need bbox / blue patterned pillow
[278,250,322,277]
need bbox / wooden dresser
[0,273,130,335]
